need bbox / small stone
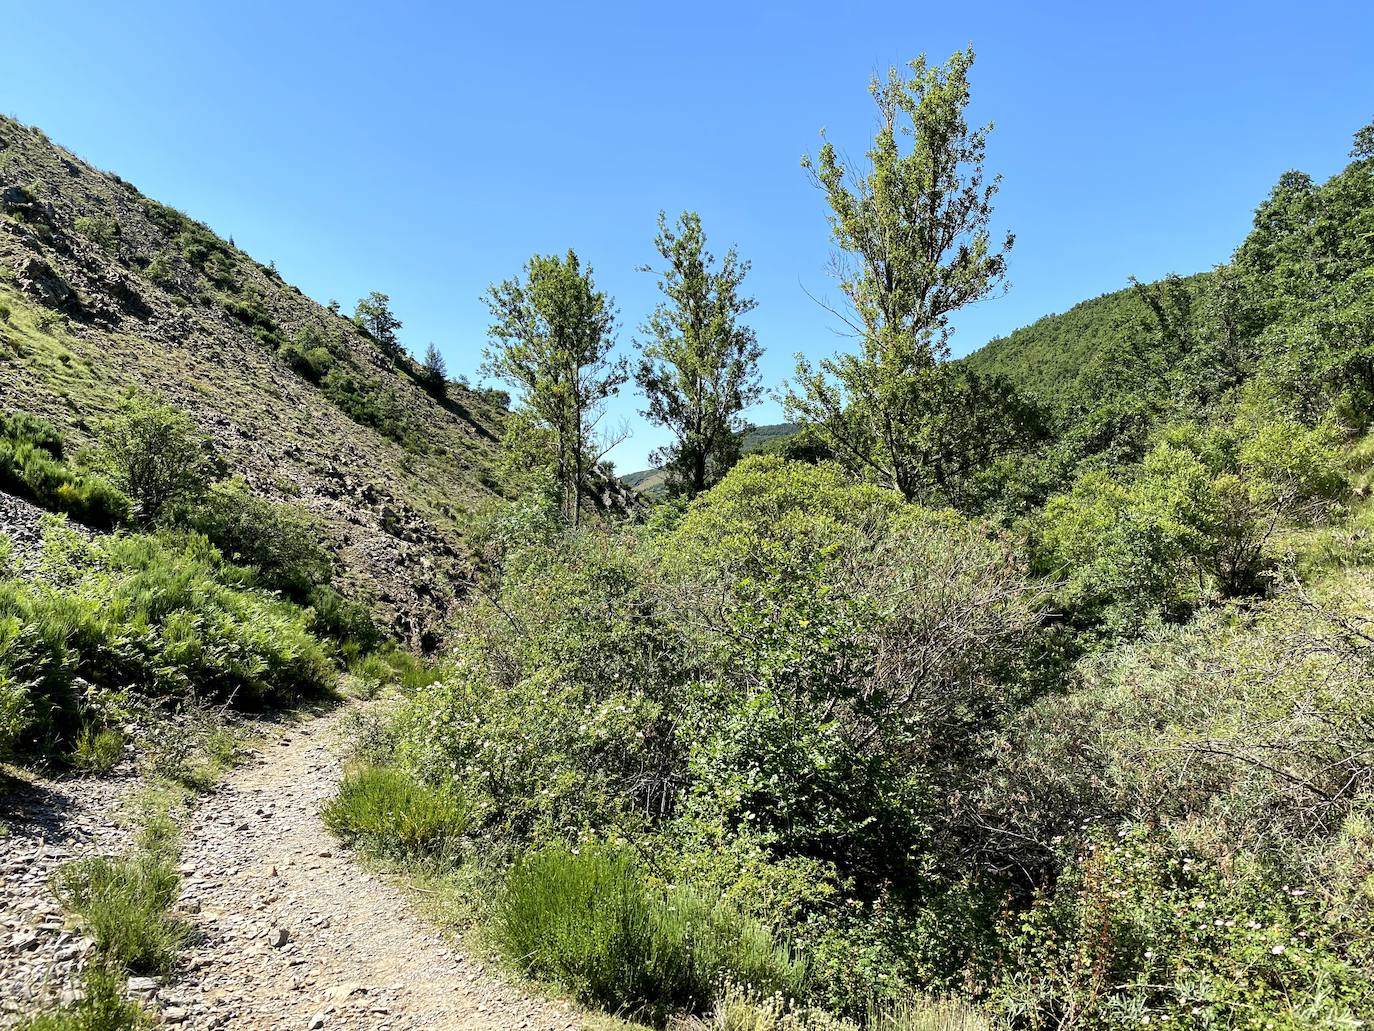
[268,926,289,948]
[308,1014,326,1030]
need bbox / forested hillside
[320,53,1374,1031]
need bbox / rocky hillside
[0,115,522,645]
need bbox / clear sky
[3,1,1371,471]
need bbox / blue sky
[3,2,1371,471]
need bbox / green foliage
[279,323,337,382]
[320,366,417,448]
[72,723,125,773]
[495,842,804,1019]
[354,291,403,359]
[100,396,215,525]
[51,852,186,974]
[484,249,626,526]
[788,50,1024,507]
[0,524,333,761]
[143,251,174,286]
[317,113,1374,1031]
[0,411,131,528]
[323,765,469,858]
[12,966,150,1031]
[419,342,448,397]
[73,215,120,253]
[183,479,333,602]
[998,829,1371,1029]
[636,210,762,497]
[1038,411,1348,627]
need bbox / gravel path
[1,710,585,1030]
[169,710,583,1031]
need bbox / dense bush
[0,411,130,528]
[100,397,215,525]
[1037,409,1347,628]
[314,124,1374,1029]
[184,479,332,601]
[320,367,417,447]
[278,323,337,382]
[0,523,334,760]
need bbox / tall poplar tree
[636,211,763,497]
[786,49,1018,505]
[483,250,625,526]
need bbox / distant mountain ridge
[621,422,800,493]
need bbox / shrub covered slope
[329,122,1374,1030]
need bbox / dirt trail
[167,710,583,1030]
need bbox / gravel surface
[1,711,586,1030]
[0,770,135,1022]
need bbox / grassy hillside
[0,115,513,643]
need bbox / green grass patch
[71,724,125,774]
[51,851,186,974]
[323,765,469,858]
[0,410,130,528]
[495,842,805,1020]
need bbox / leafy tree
[354,291,403,359]
[420,343,448,398]
[483,250,626,527]
[635,211,763,497]
[101,397,215,525]
[785,49,1016,505]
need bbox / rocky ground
[0,770,133,1020]
[0,490,91,572]
[0,711,585,1030]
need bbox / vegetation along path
[164,711,581,1031]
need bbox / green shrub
[51,852,186,974]
[144,251,174,286]
[184,480,332,602]
[73,215,120,253]
[72,723,125,773]
[307,584,380,651]
[0,412,131,528]
[279,325,337,382]
[320,367,417,447]
[703,988,1000,1031]
[13,965,150,1030]
[100,397,215,525]
[495,842,804,1019]
[996,828,1372,1029]
[323,765,469,858]
[0,524,334,761]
